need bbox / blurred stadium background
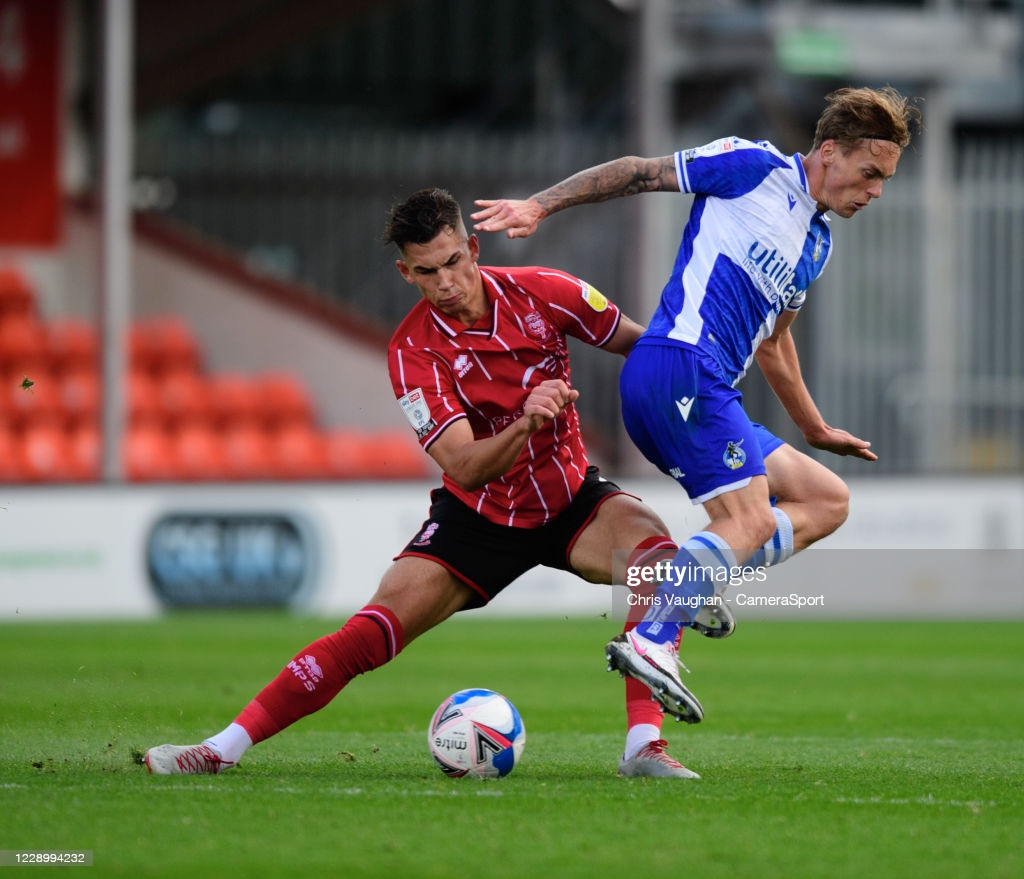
[0,0,1021,620]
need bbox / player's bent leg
[610,483,780,724]
[621,538,681,726]
[567,493,672,586]
[368,557,477,644]
[764,444,850,550]
[620,541,696,773]
[701,475,778,560]
[144,604,408,777]
[605,630,703,723]
[618,628,700,775]
[145,559,474,775]
[567,497,707,765]
[568,493,736,640]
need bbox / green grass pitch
[1,613,1022,878]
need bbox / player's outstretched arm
[426,380,580,491]
[472,155,678,239]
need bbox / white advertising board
[0,477,1020,622]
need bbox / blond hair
[811,86,922,152]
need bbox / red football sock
[234,605,404,745]
[624,537,681,730]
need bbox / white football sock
[624,723,660,760]
[203,723,253,765]
[749,507,795,568]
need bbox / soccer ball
[427,688,526,778]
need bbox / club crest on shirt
[398,387,436,439]
[581,283,609,312]
[723,439,747,470]
[523,310,552,342]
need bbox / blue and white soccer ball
[428,688,526,778]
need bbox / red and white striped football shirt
[388,265,621,527]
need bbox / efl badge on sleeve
[399,388,436,439]
[582,283,608,312]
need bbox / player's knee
[814,477,850,540]
[631,501,672,537]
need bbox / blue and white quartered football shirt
[641,137,832,385]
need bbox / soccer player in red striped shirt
[145,188,728,779]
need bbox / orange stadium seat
[126,370,165,429]
[222,424,276,480]
[255,371,315,430]
[0,316,52,379]
[47,317,99,374]
[366,428,432,478]
[67,422,101,481]
[323,427,429,479]
[5,371,64,430]
[0,267,36,320]
[0,383,11,432]
[18,425,76,482]
[0,427,27,482]
[59,368,101,429]
[147,316,202,375]
[271,424,329,480]
[158,369,214,429]
[172,424,229,481]
[322,427,376,479]
[207,372,263,430]
[128,323,156,374]
[124,425,177,482]
[130,316,202,376]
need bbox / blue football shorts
[619,340,785,504]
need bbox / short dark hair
[383,188,464,251]
[812,86,922,152]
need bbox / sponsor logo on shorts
[723,440,747,470]
[413,522,440,546]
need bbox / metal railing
[136,128,1024,474]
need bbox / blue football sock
[636,531,736,645]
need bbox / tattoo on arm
[533,156,675,216]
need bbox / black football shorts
[395,466,626,609]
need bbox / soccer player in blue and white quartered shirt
[624,135,832,510]
[474,86,922,724]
